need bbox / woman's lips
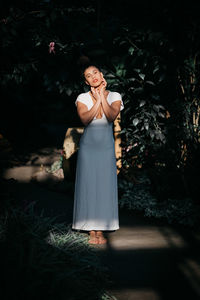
[93,79,98,83]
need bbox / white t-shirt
[75,91,124,120]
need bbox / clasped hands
[91,78,107,102]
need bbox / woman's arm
[76,99,101,126]
[100,78,121,122]
[101,95,121,122]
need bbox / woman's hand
[100,77,107,95]
[91,87,101,102]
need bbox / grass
[118,172,200,227]
[0,186,117,300]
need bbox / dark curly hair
[80,62,102,80]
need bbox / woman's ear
[85,80,89,85]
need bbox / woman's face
[84,66,103,87]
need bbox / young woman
[72,63,124,245]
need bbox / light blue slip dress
[72,91,124,231]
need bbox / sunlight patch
[108,288,161,300]
[3,166,41,182]
[179,258,200,297]
[107,226,187,250]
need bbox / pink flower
[125,142,138,152]
[126,145,133,152]
[49,42,55,54]
[1,18,7,24]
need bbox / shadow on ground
[2,174,200,300]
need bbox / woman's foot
[88,230,98,244]
[96,231,107,244]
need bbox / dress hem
[72,226,119,231]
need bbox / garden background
[1,1,200,299]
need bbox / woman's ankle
[89,230,95,234]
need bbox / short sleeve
[110,92,124,111]
[75,93,89,108]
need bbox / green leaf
[139,100,146,107]
[128,78,136,82]
[144,123,149,131]
[134,87,143,94]
[158,74,165,82]
[133,118,139,126]
[146,81,155,86]
[134,68,141,73]
[153,105,159,112]
[128,46,135,55]
[149,130,155,139]
[158,112,165,118]
[35,41,41,47]
[153,66,159,74]
[31,63,38,72]
[66,88,72,96]
[119,41,126,46]
[139,73,145,80]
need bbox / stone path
[97,210,200,300]
[2,147,200,300]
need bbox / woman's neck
[94,81,104,91]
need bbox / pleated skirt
[72,118,119,231]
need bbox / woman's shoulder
[75,91,90,107]
[108,91,122,99]
[77,91,90,99]
[108,91,124,111]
